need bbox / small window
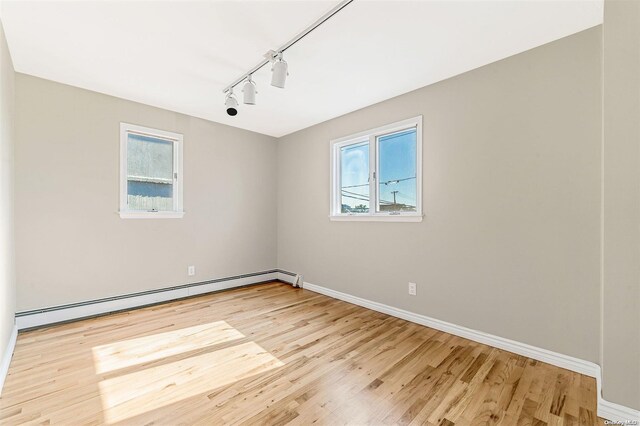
[119,123,183,219]
[330,116,422,222]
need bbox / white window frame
[119,123,184,219]
[330,116,423,222]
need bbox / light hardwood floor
[0,282,603,425]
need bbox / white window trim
[330,116,423,222]
[119,123,184,219]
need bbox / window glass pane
[127,133,174,211]
[340,142,369,213]
[378,128,417,212]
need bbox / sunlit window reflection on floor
[91,321,245,374]
[92,322,283,424]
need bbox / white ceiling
[1,0,603,138]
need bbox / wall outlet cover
[408,282,417,295]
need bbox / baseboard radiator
[15,269,297,330]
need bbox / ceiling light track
[222,0,354,115]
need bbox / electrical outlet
[408,282,417,296]
[188,265,196,276]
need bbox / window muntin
[330,116,422,221]
[119,123,183,218]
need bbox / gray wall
[0,17,16,373]
[602,0,640,410]
[15,74,278,311]
[277,27,602,363]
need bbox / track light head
[221,2,354,112]
[225,90,238,116]
[271,53,288,89]
[242,76,257,105]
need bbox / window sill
[329,214,423,222]
[119,211,185,219]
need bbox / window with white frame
[119,123,184,219]
[330,116,422,222]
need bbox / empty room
[0,0,638,424]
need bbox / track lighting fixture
[221,0,353,117]
[242,75,257,105]
[270,53,288,89]
[225,90,238,116]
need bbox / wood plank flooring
[0,282,604,425]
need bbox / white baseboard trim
[0,324,18,396]
[599,399,640,424]
[303,281,640,423]
[15,271,280,330]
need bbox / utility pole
[391,190,399,205]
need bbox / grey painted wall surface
[602,0,640,410]
[277,27,602,364]
[0,18,16,369]
[15,74,278,311]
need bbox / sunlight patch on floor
[97,340,283,424]
[91,320,245,374]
